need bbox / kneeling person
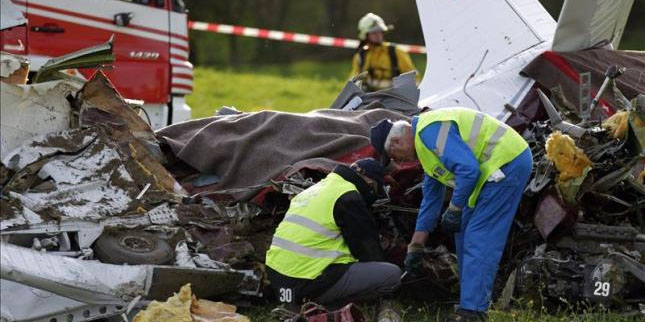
[265,158,401,307]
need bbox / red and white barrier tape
[188,21,427,54]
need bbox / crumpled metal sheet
[0,242,150,304]
[329,71,420,115]
[504,81,645,309]
[25,140,134,219]
[2,129,94,171]
[78,72,182,194]
[207,241,255,265]
[552,0,633,52]
[0,243,259,320]
[0,192,43,230]
[0,80,83,160]
[0,56,269,322]
[0,0,26,30]
[0,279,125,322]
[79,71,160,157]
[1,118,185,222]
[0,52,26,79]
[533,190,571,239]
[1,129,141,221]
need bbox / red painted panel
[24,2,171,103]
[0,25,27,55]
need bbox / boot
[445,308,488,322]
[376,300,402,322]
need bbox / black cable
[463,49,489,112]
[133,105,152,126]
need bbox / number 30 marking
[279,288,292,302]
[593,281,610,297]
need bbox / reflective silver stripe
[283,214,340,239]
[271,236,347,259]
[434,121,451,157]
[482,125,508,161]
[468,113,485,151]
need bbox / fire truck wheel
[93,230,174,265]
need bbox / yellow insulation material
[192,300,250,322]
[133,284,250,322]
[133,284,193,322]
[602,111,629,139]
[545,131,592,182]
[635,114,645,128]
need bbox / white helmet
[357,13,389,40]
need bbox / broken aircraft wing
[415,0,556,119]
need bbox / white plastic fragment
[0,0,26,30]
[137,183,152,200]
[174,241,197,268]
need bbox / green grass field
[238,301,641,322]
[185,61,641,321]
[186,58,425,117]
[186,64,343,117]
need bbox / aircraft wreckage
[1,0,644,320]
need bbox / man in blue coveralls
[370,108,532,321]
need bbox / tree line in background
[185,0,644,68]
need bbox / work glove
[404,243,424,276]
[440,205,463,234]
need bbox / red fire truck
[1,0,193,129]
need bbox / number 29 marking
[593,281,610,297]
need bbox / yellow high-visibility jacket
[414,108,529,207]
[266,173,358,279]
[350,42,417,91]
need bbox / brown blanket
[157,109,409,199]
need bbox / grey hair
[384,120,409,153]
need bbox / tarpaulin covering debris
[157,108,408,201]
[329,71,420,115]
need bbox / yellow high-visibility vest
[350,42,417,91]
[414,108,529,207]
[266,173,358,279]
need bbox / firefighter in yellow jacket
[350,13,417,92]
